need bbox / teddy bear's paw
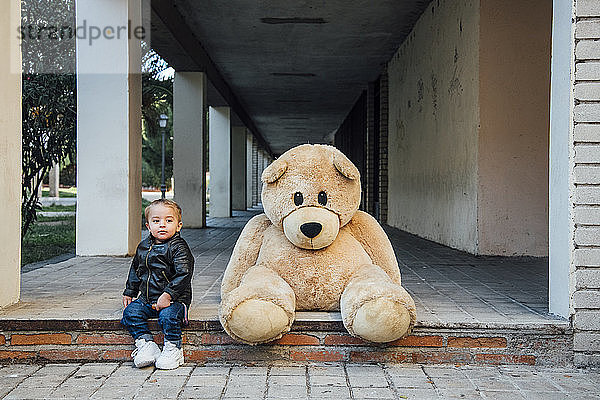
[352,298,411,343]
[228,299,290,343]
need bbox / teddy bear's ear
[333,153,360,180]
[261,159,288,183]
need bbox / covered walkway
[1,210,564,330]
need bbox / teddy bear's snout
[300,222,322,238]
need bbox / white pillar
[76,0,142,256]
[49,163,60,197]
[231,126,246,210]
[209,107,231,217]
[246,132,253,209]
[0,1,21,308]
[173,72,207,228]
[252,138,259,206]
[548,0,574,318]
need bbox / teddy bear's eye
[318,191,327,206]
[294,192,303,206]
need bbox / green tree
[21,0,76,237]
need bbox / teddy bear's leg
[340,264,416,343]
[219,265,296,344]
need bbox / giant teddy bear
[219,144,416,344]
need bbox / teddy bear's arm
[346,210,401,284]
[221,213,272,296]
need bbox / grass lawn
[21,216,75,266]
[42,187,77,197]
[41,204,76,212]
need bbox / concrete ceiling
[151,0,431,156]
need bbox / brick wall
[252,138,258,206]
[0,326,572,366]
[379,70,389,224]
[573,0,600,367]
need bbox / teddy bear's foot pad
[228,299,290,343]
[352,298,411,343]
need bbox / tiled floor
[1,362,598,399]
[2,208,566,329]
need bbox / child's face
[145,204,182,242]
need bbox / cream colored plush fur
[219,144,416,344]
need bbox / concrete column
[209,106,231,217]
[258,149,266,202]
[231,126,247,211]
[76,0,142,256]
[246,132,253,209]
[49,163,60,197]
[173,72,207,228]
[548,0,573,318]
[0,1,22,308]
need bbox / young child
[121,199,194,369]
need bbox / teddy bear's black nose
[300,222,322,238]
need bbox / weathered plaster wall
[478,0,551,256]
[387,0,480,253]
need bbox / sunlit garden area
[21,0,175,266]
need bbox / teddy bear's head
[261,144,361,250]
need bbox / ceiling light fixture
[271,72,316,77]
[260,17,327,24]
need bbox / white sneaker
[132,338,161,368]
[155,341,184,370]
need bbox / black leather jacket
[123,232,194,306]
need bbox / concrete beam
[76,0,142,256]
[231,126,247,210]
[209,107,231,217]
[150,0,274,158]
[173,72,208,228]
[0,0,22,308]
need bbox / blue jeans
[121,299,185,348]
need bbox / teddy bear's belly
[256,227,372,310]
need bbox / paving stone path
[0,362,598,399]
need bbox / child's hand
[122,295,133,308]
[154,292,172,311]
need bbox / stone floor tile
[351,386,395,399]
[186,374,228,387]
[519,391,570,400]
[309,385,351,399]
[309,374,347,387]
[191,365,231,376]
[423,366,467,378]
[269,365,306,376]
[4,386,58,400]
[269,374,306,386]
[347,374,389,388]
[390,375,434,389]
[438,389,483,399]
[151,366,194,376]
[89,385,139,400]
[432,377,477,389]
[267,384,307,398]
[179,385,225,399]
[385,365,427,378]
[228,374,267,386]
[470,378,517,391]
[395,388,441,399]
[224,384,266,398]
[479,390,525,400]
[345,364,385,377]
[230,366,268,376]
[308,364,346,376]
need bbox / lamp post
[159,114,168,199]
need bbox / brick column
[252,138,259,206]
[0,0,22,308]
[571,0,600,367]
[378,70,389,225]
[365,82,376,216]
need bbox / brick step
[0,317,572,366]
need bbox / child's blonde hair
[144,199,182,223]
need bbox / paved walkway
[4,209,565,329]
[0,362,598,399]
